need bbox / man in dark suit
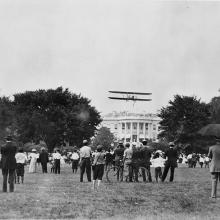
[161,142,178,182]
[208,137,220,199]
[141,140,152,182]
[39,148,49,173]
[1,135,17,192]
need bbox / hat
[83,140,88,144]
[142,140,148,145]
[32,149,37,152]
[132,142,137,146]
[125,143,130,148]
[118,141,123,145]
[169,142,175,146]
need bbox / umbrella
[198,124,220,137]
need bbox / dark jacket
[164,147,178,166]
[39,151,49,164]
[1,141,17,170]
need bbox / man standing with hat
[79,140,92,182]
[1,135,17,192]
[141,140,152,182]
[161,142,178,182]
[208,137,220,199]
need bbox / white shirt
[187,154,192,159]
[71,152,79,160]
[15,153,28,164]
[205,157,210,162]
[53,152,62,160]
[80,146,91,158]
[199,157,204,163]
[151,157,165,168]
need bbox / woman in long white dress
[28,149,39,173]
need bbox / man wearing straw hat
[1,135,17,192]
[208,137,220,199]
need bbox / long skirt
[29,159,37,173]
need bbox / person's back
[80,145,91,158]
[165,147,178,164]
[208,139,220,198]
[1,136,17,192]
[39,151,49,163]
[114,147,124,161]
[208,144,220,172]
[1,141,17,170]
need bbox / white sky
[0,0,220,114]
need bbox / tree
[158,95,210,152]
[0,96,17,141]
[13,87,102,151]
[209,96,220,123]
[92,127,115,150]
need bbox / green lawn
[0,164,219,219]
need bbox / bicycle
[106,160,149,183]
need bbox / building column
[137,122,140,143]
[131,122,133,142]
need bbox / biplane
[108,91,152,102]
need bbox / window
[133,123,137,130]
[153,124,156,130]
[122,123,125,130]
[139,123,144,134]
[126,123,131,130]
[145,123,149,130]
[114,124,118,129]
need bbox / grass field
[0,164,219,219]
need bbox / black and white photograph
[0,0,220,219]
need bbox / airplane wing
[109,91,152,95]
[108,97,152,101]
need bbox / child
[15,148,28,184]
[92,145,105,190]
[71,149,80,173]
[152,152,165,182]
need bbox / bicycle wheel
[106,166,121,183]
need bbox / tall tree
[92,126,115,150]
[209,96,220,123]
[158,95,210,151]
[13,87,102,150]
[0,96,16,140]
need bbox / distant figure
[204,155,210,168]
[141,140,152,182]
[114,142,125,181]
[161,142,178,182]
[208,137,220,199]
[123,143,133,182]
[80,140,92,182]
[28,149,38,173]
[53,149,62,174]
[199,155,204,168]
[152,152,165,182]
[92,145,105,190]
[15,148,28,184]
[39,148,49,173]
[71,149,80,173]
[105,149,113,171]
[1,135,17,192]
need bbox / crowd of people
[0,135,220,199]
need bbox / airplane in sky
[108,91,152,102]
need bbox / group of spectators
[1,135,220,199]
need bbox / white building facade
[101,111,161,143]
